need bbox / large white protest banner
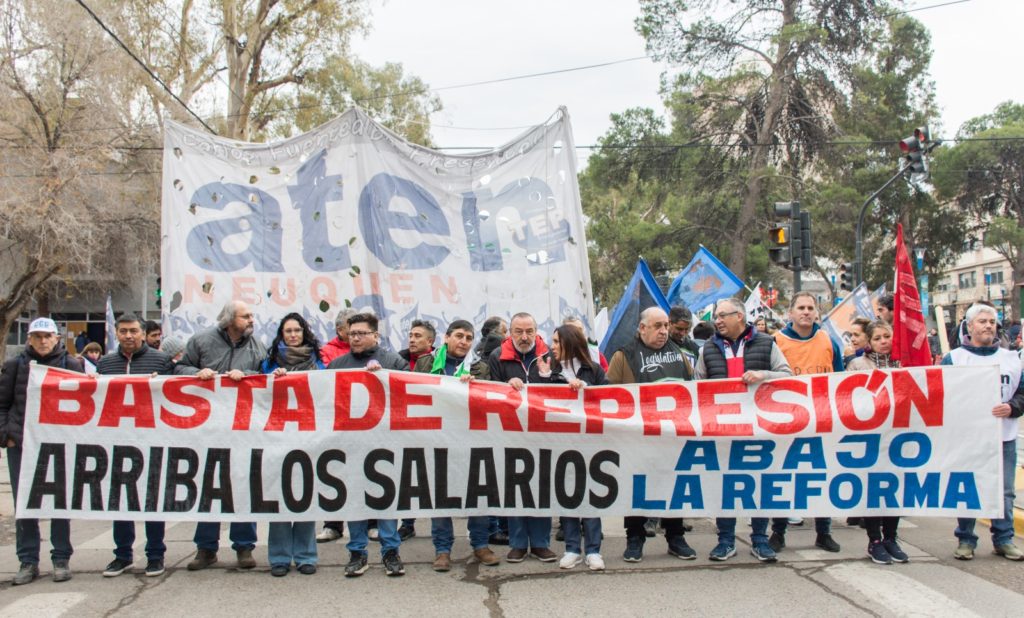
[18,365,1003,521]
[161,108,594,349]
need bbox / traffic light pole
[854,165,910,286]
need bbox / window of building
[958,271,977,289]
[984,268,1004,285]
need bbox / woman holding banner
[537,324,609,571]
[261,313,325,576]
[847,321,909,565]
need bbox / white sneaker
[559,552,582,569]
[787,517,804,525]
[585,553,605,571]
[316,527,342,542]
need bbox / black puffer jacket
[0,343,84,446]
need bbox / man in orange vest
[770,292,843,554]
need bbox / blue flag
[666,246,744,312]
[599,259,670,358]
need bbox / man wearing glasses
[325,313,407,576]
[693,297,792,563]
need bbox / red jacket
[320,337,350,365]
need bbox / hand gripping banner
[161,108,594,351]
[18,364,1003,521]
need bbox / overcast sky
[351,0,1024,163]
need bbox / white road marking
[825,562,982,617]
[0,592,86,618]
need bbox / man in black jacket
[486,312,557,564]
[0,317,83,585]
[97,313,175,578]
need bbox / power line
[883,0,972,18]
[73,0,217,135]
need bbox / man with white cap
[0,317,84,585]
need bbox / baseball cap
[28,317,59,334]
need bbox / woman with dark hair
[538,325,608,570]
[261,313,324,576]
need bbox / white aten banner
[18,365,1003,521]
[161,108,593,349]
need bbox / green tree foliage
[932,102,1024,320]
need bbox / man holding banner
[97,314,176,578]
[770,292,843,554]
[946,304,1024,561]
[174,301,265,571]
[693,298,791,563]
[607,307,696,562]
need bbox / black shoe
[103,558,132,578]
[815,533,841,553]
[667,536,697,560]
[868,540,893,565]
[768,532,785,553]
[271,564,289,577]
[297,563,317,575]
[383,549,405,576]
[397,525,416,541]
[883,539,908,563]
[623,536,645,562]
[344,552,369,577]
[144,559,165,577]
[489,531,510,546]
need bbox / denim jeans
[955,439,1017,547]
[489,516,508,535]
[716,517,769,546]
[508,516,551,550]
[193,521,257,552]
[6,446,73,564]
[771,517,831,535]
[562,518,601,555]
[348,519,400,555]
[113,521,166,561]
[268,521,317,567]
[431,516,491,554]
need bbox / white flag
[745,283,764,320]
[105,293,117,353]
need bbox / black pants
[863,516,899,542]
[624,517,684,539]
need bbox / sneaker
[236,548,256,569]
[667,536,697,560]
[433,552,452,572]
[506,548,528,563]
[103,558,133,577]
[12,562,39,585]
[868,540,893,565]
[144,559,165,577]
[559,552,582,569]
[489,531,510,546]
[994,543,1024,561]
[368,527,380,542]
[383,549,405,576]
[397,524,416,541]
[585,553,605,571]
[531,547,557,562]
[883,539,909,563]
[316,527,343,543]
[751,543,778,563]
[474,547,500,566]
[344,552,369,577]
[623,536,645,562]
[52,560,72,583]
[768,532,785,553]
[953,543,975,560]
[270,564,289,577]
[187,549,218,571]
[709,543,736,561]
[297,563,317,575]
[787,517,804,525]
[643,519,657,538]
[815,534,841,553]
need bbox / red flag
[892,224,931,367]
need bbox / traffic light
[768,221,791,265]
[839,263,854,291]
[799,211,811,267]
[154,277,162,308]
[900,125,932,181]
